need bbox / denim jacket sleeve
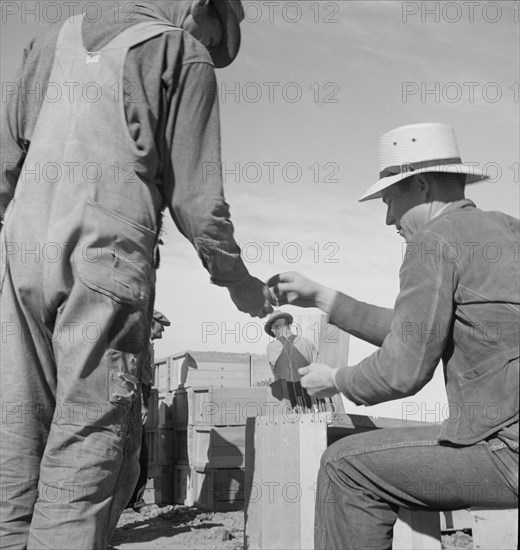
[335,229,456,404]
[329,293,393,347]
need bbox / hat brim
[265,312,293,337]
[211,0,243,68]
[359,165,490,202]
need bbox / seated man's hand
[267,272,336,312]
[299,362,339,398]
[228,276,275,318]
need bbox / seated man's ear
[413,174,431,199]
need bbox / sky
[1,0,519,421]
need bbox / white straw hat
[359,123,489,202]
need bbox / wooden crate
[142,466,174,506]
[147,429,176,466]
[171,389,189,430]
[144,388,158,429]
[173,464,244,511]
[193,467,245,512]
[154,356,172,392]
[189,425,247,469]
[171,386,285,429]
[244,413,441,550]
[173,464,193,505]
[470,507,518,549]
[174,424,248,470]
[175,429,189,464]
[157,392,173,429]
[189,386,281,426]
[165,351,251,391]
[440,509,472,531]
[250,354,273,386]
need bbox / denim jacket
[333,200,519,445]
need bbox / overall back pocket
[75,199,156,306]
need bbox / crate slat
[144,389,159,429]
[147,429,176,466]
[193,467,245,512]
[470,508,518,550]
[173,464,244,511]
[142,466,174,506]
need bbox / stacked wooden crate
[172,385,278,512]
[143,388,175,505]
[149,351,257,510]
[155,351,252,391]
[145,348,345,510]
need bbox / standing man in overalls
[0,2,273,548]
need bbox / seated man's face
[381,177,425,234]
[182,0,223,53]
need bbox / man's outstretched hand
[228,276,275,318]
[267,271,336,312]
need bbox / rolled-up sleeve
[335,230,456,405]
[166,60,249,286]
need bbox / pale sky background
[1,1,519,421]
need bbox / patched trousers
[0,230,152,549]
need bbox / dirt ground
[110,505,244,550]
[110,504,473,550]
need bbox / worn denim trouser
[0,251,149,549]
[315,424,518,550]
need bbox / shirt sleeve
[302,337,318,362]
[166,60,250,287]
[335,229,456,404]
[329,293,393,347]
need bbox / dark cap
[211,0,244,68]
[152,310,171,326]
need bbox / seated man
[268,123,519,550]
